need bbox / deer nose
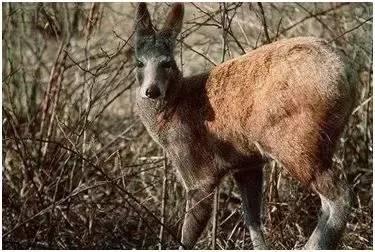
[145,85,161,99]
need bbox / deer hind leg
[233,166,267,250]
[180,186,215,249]
[305,169,354,250]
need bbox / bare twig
[158,153,168,249]
[212,187,219,249]
[257,3,271,44]
[329,17,373,43]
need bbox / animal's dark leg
[305,170,353,249]
[180,187,214,249]
[233,167,267,250]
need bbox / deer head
[134,3,184,100]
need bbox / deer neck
[136,72,183,141]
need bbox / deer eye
[135,60,144,68]
[161,61,173,69]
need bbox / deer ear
[161,3,184,39]
[134,3,154,37]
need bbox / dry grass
[2,2,372,249]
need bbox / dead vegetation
[2,2,372,249]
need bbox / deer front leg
[180,187,214,249]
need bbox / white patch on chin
[139,86,149,99]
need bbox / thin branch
[158,153,168,250]
[257,3,271,44]
[65,50,97,77]
[329,17,372,43]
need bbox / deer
[133,2,356,250]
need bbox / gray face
[135,35,178,100]
[134,3,184,100]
